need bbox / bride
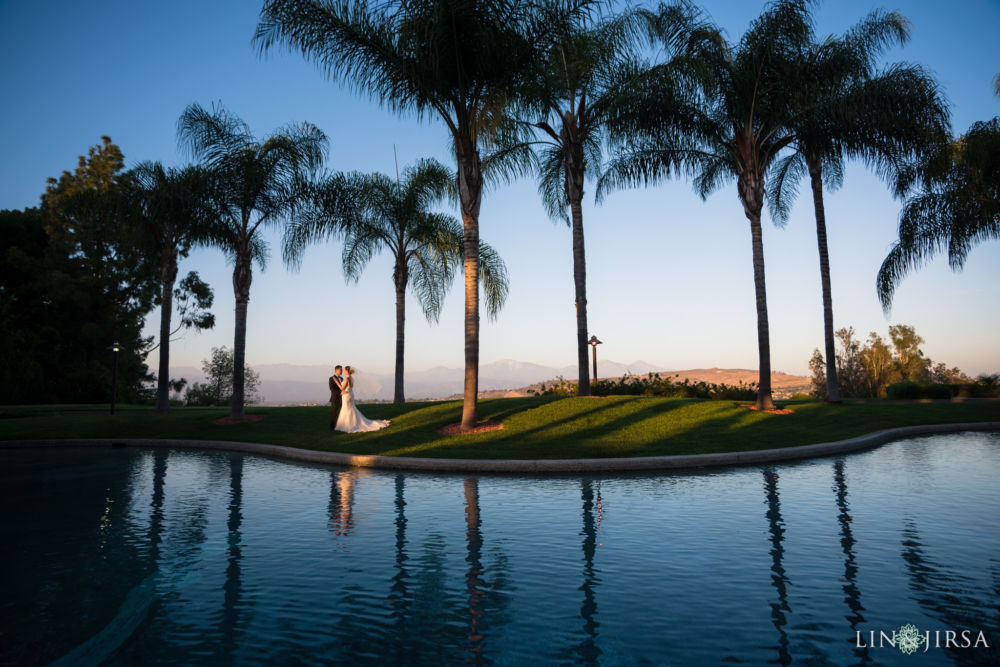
[335,366,390,433]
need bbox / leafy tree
[833,327,866,397]
[766,9,949,402]
[808,324,965,398]
[519,11,639,395]
[186,346,262,406]
[877,116,1000,309]
[284,159,509,402]
[601,0,816,410]
[888,323,928,382]
[808,348,826,399]
[177,103,327,420]
[128,161,217,412]
[255,0,600,428]
[858,331,894,397]
[929,363,971,384]
[31,137,160,402]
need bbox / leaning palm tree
[765,10,949,401]
[601,0,815,410]
[128,161,217,412]
[876,116,1000,310]
[177,102,327,420]
[520,12,640,396]
[255,0,599,429]
[283,158,509,403]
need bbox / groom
[329,365,345,430]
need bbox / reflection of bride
[335,366,390,433]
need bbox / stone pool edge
[3,421,998,473]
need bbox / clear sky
[1,0,998,378]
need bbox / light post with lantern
[588,335,602,381]
[110,341,121,415]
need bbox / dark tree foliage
[0,138,160,403]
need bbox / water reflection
[832,459,870,665]
[763,468,792,666]
[329,469,357,539]
[901,519,1000,664]
[147,450,167,566]
[221,456,244,656]
[3,434,998,665]
[388,474,412,660]
[575,479,602,664]
[464,477,486,663]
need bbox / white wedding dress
[335,380,390,433]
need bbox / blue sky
[1,0,998,377]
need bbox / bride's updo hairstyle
[345,366,354,375]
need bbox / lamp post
[110,341,121,415]
[588,336,602,380]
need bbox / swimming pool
[2,432,997,664]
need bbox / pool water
[1,432,998,665]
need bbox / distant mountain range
[169,359,670,405]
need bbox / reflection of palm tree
[329,470,362,539]
[832,460,870,664]
[900,519,1000,664]
[148,450,168,564]
[576,479,602,663]
[389,474,411,654]
[464,477,485,662]
[763,469,792,665]
[220,456,245,655]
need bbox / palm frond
[765,152,806,225]
[477,240,510,321]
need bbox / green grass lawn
[1,396,997,459]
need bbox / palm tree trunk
[565,119,590,397]
[393,262,407,404]
[155,247,178,412]
[230,246,252,421]
[457,145,483,430]
[740,176,776,411]
[570,198,590,396]
[807,157,841,402]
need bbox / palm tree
[520,12,639,396]
[600,0,815,410]
[177,102,327,420]
[876,115,1000,310]
[765,10,949,402]
[283,158,509,403]
[129,161,217,412]
[255,0,599,429]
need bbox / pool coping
[2,421,998,473]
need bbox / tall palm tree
[128,161,217,412]
[766,10,949,402]
[283,158,509,403]
[177,102,327,420]
[876,115,1000,310]
[520,12,639,396]
[601,0,815,410]
[255,0,599,430]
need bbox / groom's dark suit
[329,373,344,430]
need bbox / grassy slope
[1,397,998,459]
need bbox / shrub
[591,373,757,400]
[886,381,952,400]
[538,377,575,396]
[951,374,1000,398]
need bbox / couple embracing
[329,365,390,433]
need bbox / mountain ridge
[166,360,809,404]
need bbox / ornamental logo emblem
[897,624,924,655]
